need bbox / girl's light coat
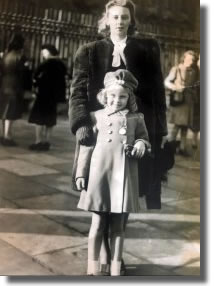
[76,108,149,213]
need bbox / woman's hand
[76,177,86,191]
[175,84,185,93]
[76,126,94,146]
[132,141,146,159]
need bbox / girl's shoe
[98,264,110,276]
[120,259,126,276]
[87,271,109,276]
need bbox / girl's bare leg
[99,217,111,273]
[87,212,107,275]
[99,213,129,273]
[110,213,127,276]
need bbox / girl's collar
[105,107,129,116]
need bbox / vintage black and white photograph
[0,0,200,277]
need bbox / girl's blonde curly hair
[97,87,138,113]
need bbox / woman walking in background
[0,33,29,146]
[164,50,199,156]
[29,44,67,151]
[190,54,200,150]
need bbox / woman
[29,44,67,151]
[69,0,167,275]
[0,33,28,146]
[164,50,199,156]
[190,54,200,149]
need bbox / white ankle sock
[87,260,99,275]
[111,260,121,276]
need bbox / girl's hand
[132,141,146,159]
[76,177,86,191]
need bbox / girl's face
[107,6,131,38]
[106,85,129,112]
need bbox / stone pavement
[0,115,200,276]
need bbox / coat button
[108,130,113,134]
[107,138,112,142]
[108,122,112,126]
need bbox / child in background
[75,69,150,276]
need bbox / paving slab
[176,159,200,170]
[0,146,30,157]
[30,174,74,195]
[45,214,90,234]
[35,245,88,276]
[47,162,73,175]
[0,239,53,275]
[161,185,195,203]
[0,159,59,176]
[13,153,71,166]
[123,251,176,276]
[173,260,200,275]
[166,174,200,195]
[142,220,200,241]
[124,221,199,273]
[14,193,79,211]
[124,236,200,271]
[125,221,184,240]
[0,170,58,200]
[167,197,200,215]
[169,165,200,181]
[0,198,18,209]
[0,209,87,256]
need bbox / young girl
[75,69,150,276]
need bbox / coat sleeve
[164,66,177,90]
[69,44,91,134]
[135,113,150,148]
[75,112,97,179]
[150,40,168,137]
[75,145,94,179]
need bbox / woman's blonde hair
[97,87,138,113]
[98,0,137,36]
[180,50,198,64]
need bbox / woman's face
[41,49,50,59]
[106,85,129,112]
[183,54,195,68]
[107,6,131,38]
